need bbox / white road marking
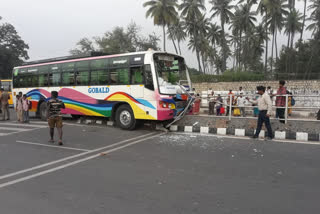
[0,127,32,132]
[0,122,47,129]
[28,121,48,125]
[174,132,320,146]
[0,133,164,189]
[16,141,90,152]
[0,132,157,181]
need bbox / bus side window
[90,59,108,85]
[38,66,49,87]
[13,77,19,88]
[32,75,38,88]
[39,74,49,87]
[76,71,89,86]
[110,69,118,84]
[62,72,75,86]
[49,64,61,86]
[130,67,143,85]
[144,65,154,91]
[75,61,90,86]
[61,62,75,86]
[110,68,129,85]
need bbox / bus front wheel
[115,105,136,130]
[39,102,47,121]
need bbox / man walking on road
[275,80,287,123]
[47,91,65,145]
[0,88,10,121]
[247,86,273,140]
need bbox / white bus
[12,50,192,129]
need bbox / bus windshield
[154,54,188,95]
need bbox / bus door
[130,66,144,98]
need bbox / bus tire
[115,105,136,130]
[40,102,47,121]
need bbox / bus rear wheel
[116,105,136,130]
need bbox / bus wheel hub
[120,110,131,125]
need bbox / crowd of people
[207,80,294,123]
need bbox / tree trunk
[275,30,278,60]
[162,25,166,52]
[221,18,227,73]
[238,30,242,71]
[300,0,307,41]
[287,32,291,48]
[193,23,202,73]
[196,49,202,73]
[202,55,206,74]
[271,30,275,73]
[178,40,182,55]
[291,32,295,49]
[264,15,268,75]
[171,38,179,54]
[233,40,237,71]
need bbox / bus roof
[14,51,182,69]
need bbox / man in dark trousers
[247,86,273,140]
[47,91,65,145]
[275,80,287,123]
[0,88,10,121]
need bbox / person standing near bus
[0,88,10,121]
[16,92,23,122]
[22,94,30,123]
[47,91,65,145]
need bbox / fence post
[285,94,288,124]
[229,94,232,121]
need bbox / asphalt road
[0,117,319,214]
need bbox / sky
[1,0,312,70]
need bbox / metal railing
[204,94,320,123]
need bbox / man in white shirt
[238,86,245,96]
[237,93,246,117]
[247,86,273,140]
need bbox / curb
[169,125,320,142]
[76,118,115,127]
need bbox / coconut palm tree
[300,0,308,41]
[180,0,206,72]
[210,0,234,73]
[284,8,303,49]
[208,23,222,49]
[168,19,186,55]
[167,25,179,54]
[267,0,289,71]
[239,3,257,71]
[257,0,271,74]
[229,7,243,69]
[143,0,178,52]
[307,0,320,38]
